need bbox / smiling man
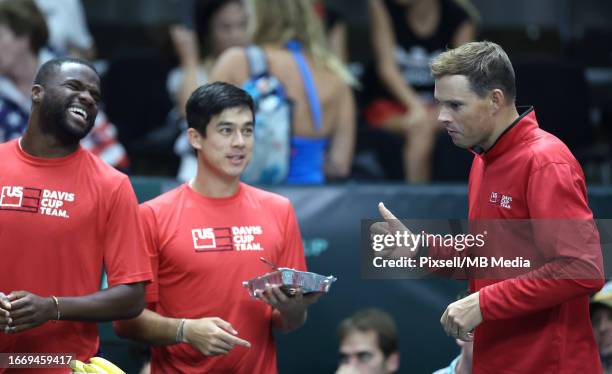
[375,41,604,373]
[0,58,151,372]
[114,82,320,373]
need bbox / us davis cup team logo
[0,186,39,212]
[191,226,264,252]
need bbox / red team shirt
[434,109,604,373]
[0,140,151,373]
[141,183,307,374]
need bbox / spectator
[33,0,95,58]
[0,0,129,170]
[591,281,612,373]
[365,0,477,182]
[336,308,399,374]
[211,0,356,184]
[169,0,249,182]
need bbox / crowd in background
[1,0,610,184]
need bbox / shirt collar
[470,106,537,162]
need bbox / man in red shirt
[114,82,321,373]
[0,58,151,372]
[375,41,604,373]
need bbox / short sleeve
[139,203,161,304]
[103,178,152,288]
[279,202,307,272]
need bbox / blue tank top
[287,137,329,184]
[285,40,327,185]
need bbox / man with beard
[0,58,151,372]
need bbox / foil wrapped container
[243,268,337,298]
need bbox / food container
[242,268,337,298]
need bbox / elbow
[125,298,146,319]
[119,283,147,320]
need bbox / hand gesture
[184,317,251,356]
[440,292,483,342]
[6,291,55,334]
[370,202,418,258]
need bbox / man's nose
[78,90,95,106]
[232,131,246,147]
[438,106,451,124]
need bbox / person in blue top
[211,0,356,184]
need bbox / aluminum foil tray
[242,268,337,298]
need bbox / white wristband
[176,318,189,343]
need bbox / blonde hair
[247,0,356,86]
[430,41,516,102]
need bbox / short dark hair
[431,41,516,103]
[0,0,48,54]
[337,308,399,358]
[34,57,99,86]
[186,82,254,135]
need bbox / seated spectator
[169,0,249,181]
[591,281,612,374]
[364,0,477,182]
[0,0,128,170]
[432,335,473,374]
[336,308,399,374]
[211,0,356,184]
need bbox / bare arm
[210,47,249,86]
[114,308,251,355]
[328,22,349,63]
[6,283,146,334]
[369,0,424,112]
[170,25,202,118]
[326,82,356,178]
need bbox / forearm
[176,62,200,118]
[378,65,421,108]
[272,308,307,333]
[57,283,145,321]
[114,308,182,345]
[480,262,604,320]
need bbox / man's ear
[31,84,44,104]
[489,89,505,114]
[385,351,400,373]
[187,127,204,151]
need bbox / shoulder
[141,184,185,213]
[211,47,249,84]
[241,183,292,211]
[82,151,130,187]
[216,47,248,68]
[522,128,584,179]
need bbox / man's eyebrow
[63,79,100,94]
